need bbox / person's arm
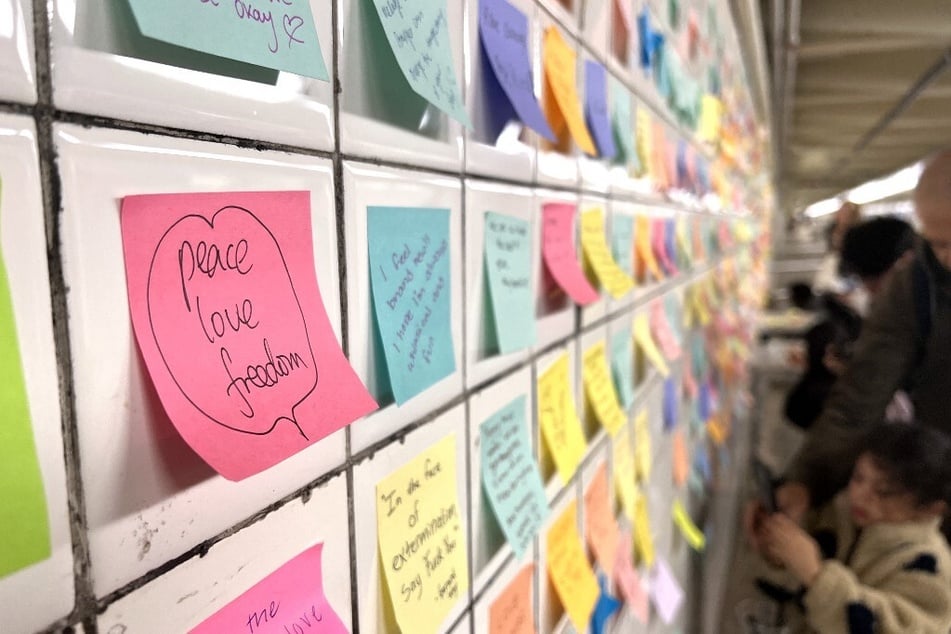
[803,559,951,634]
[784,264,919,505]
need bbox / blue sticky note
[371,0,471,127]
[591,573,622,634]
[698,381,711,422]
[478,0,556,141]
[484,212,536,354]
[480,395,549,558]
[126,0,328,80]
[611,214,634,277]
[368,206,455,405]
[611,80,640,171]
[694,445,711,481]
[663,378,678,430]
[655,41,671,100]
[584,61,617,159]
[665,293,683,341]
[610,329,635,411]
[665,219,679,270]
[637,10,652,70]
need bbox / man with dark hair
[839,216,916,296]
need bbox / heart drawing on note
[147,205,318,438]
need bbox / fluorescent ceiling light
[803,196,842,218]
[847,162,923,205]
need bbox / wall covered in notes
[0,0,771,632]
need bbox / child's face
[847,454,925,527]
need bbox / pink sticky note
[190,543,348,634]
[650,301,681,361]
[614,529,649,624]
[542,203,599,305]
[649,558,684,625]
[651,219,677,276]
[121,191,377,480]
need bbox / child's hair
[861,424,951,507]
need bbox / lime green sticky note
[0,180,51,578]
[126,0,329,80]
[369,0,471,127]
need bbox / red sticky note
[189,543,348,633]
[542,203,599,305]
[121,191,377,480]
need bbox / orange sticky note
[543,27,597,155]
[635,215,663,281]
[376,435,468,634]
[546,501,600,633]
[582,342,628,436]
[580,209,634,299]
[634,315,669,377]
[538,354,587,483]
[490,565,536,634]
[672,429,689,487]
[612,423,637,520]
[633,409,652,482]
[584,464,621,575]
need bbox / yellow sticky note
[633,409,652,482]
[546,501,600,633]
[580,209,634,299]
[699,94,723,142]
[635,107,653,178]
[672,499,706,551]
[634,215,663,281]
[632,493,655,567]
[672,429,689,487]
[582,342,628,436]
[543,27,597,155]
[376,435,468,634]
[675,217,692,265]
[538,354,587,484]
[633,315,669,377]
[612,423,637,520]
[584,463,621,576]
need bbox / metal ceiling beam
[853,46,951,151]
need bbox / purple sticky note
[663,378,678,431]
[698,381,711,422]
[478,0,556,141]
[649,559,685,625]
[584,60,616,159]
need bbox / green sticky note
[126,0,329,80]
[0,180,51,578]
[610,329,635,411]
[610,214,634,278]
[368,206,456,405]
[369,0,471,127]
[484,212,535,355]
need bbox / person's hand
[762,513,822,586]
[775,482,811,523]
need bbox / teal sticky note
[610,214,634,277]
[484,212,535,354]
[126,0,328,80]
[611,79,639,171]
[368,206,455,405]
[370,0,471,127]
[480,395,549,558]
[610,329,635,411]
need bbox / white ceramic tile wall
[56,125,348,594]
[342,163,465,453]
[465,179,535,389]
[352,404,469,634]
[2,0,760,629]
[0,1,36,104]
[51,0,335,149]
[98,476,352,634]
[0,114,74,633]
